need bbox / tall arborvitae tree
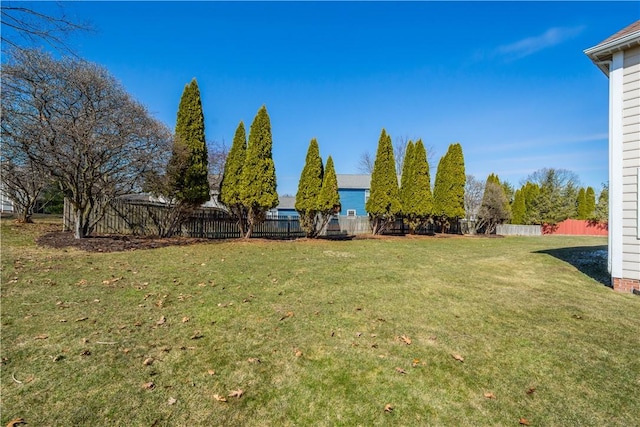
[295,138,324,237]
[240,105,278,238]
[511,189,526,224]
[585,186,596,219]
[432,143,466,232]
[576,187,587,219]
[477,173,511,234]
[316,155,341,234]
[399,140,415,216]
[402,139,433,233]
[366,129,401,234]
[592,183,608,223]
[219,121,247,235]
[522,182,541,224]
[169,78,210,205]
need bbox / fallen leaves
[484,392,496,399]
[156,316,166,326]
[6,417,27,427]
[143,357,154,366]
[396,335,412,345]
[213,394,227,402]
[395,367,407,374]
[190,331,203,340]
[247,357,261,364]
[294,349,303,357]
[34,334,49,340]
[279,311,294,321]
[384,404,394,413]
[519,417,531,425]
[452,354,464,363]
[228,389,244,398]
[526,387,536,395]
[167,397,177,406]
[141,381,155,390]
[75,317,89,322]
[182,316,190,323]
[207,369,216,376]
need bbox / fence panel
[496,224,542,236]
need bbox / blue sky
[8,1,640,195]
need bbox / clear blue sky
[12,1,640,195]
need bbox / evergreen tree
[522,182,540,224]
[366,129,401,234]
[432,143,466,232]
[593,183,608,223]
[316,155,341,234]
[511,189,526,224]
[400,140,415,216]
[576,187,587,219]
[240,105,278,238]
[169,78,210,205]
[295,138,324,237]
[402,139,433,233]
[477,173,511,234]
[585,186,596,218]
[219,121,247,235]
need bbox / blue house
[336,174,371,217]
[272,195,298,218]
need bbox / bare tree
[1,2,91,55]
[207,138,228,190]
[0,154,49,223]
[357,151,374,174]
[1,49,171,238]
[463,174,484,234]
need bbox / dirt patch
[36,232,212,253]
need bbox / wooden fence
[63,198,306,239]
[63,198,461,238]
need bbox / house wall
[620,46,640,289]
[338,189,367,216]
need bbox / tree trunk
[74,207,86,238]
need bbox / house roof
[584,19,640,76]
[336,174,371,189]
[277,196,296,210]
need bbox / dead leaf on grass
[384,404,394,413]
[34,334,48,340]
[397,335,412,345]
[182,316,190,323]
[484,392,496,399]
[519,418,531,425]
[412,359,420,367]
[395,367,407,374]
[142,381,155,390]
[167,397,177,405]
[156,316,166,325]
[526,387,536,395]
[143,357,154,366]
[190,331,203,340]
[228,389,244,398]
[295,349,303,357]
[452,354,464,363]
[213,394,227,402]
[6,417,27,427]
[207,369,215,376]
[75,317,89,322]
[279,311,294,321]
[247,357,261,364]
[81,350,91,356]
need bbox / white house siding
[622,46,640,281]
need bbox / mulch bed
[36,232,211,253]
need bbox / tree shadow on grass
[534,245,611,288]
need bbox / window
[347,209,356,217]
[364,189,370,205]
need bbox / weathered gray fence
[64,198,460,238]
[63,198,306,238]
[496,224,542,236]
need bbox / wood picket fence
[63,198,458,239]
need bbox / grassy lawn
[1,218,638,426]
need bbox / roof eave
[584,30,640,76]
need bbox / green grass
[1,219,639,426]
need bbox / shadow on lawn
[534,245,611,288]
